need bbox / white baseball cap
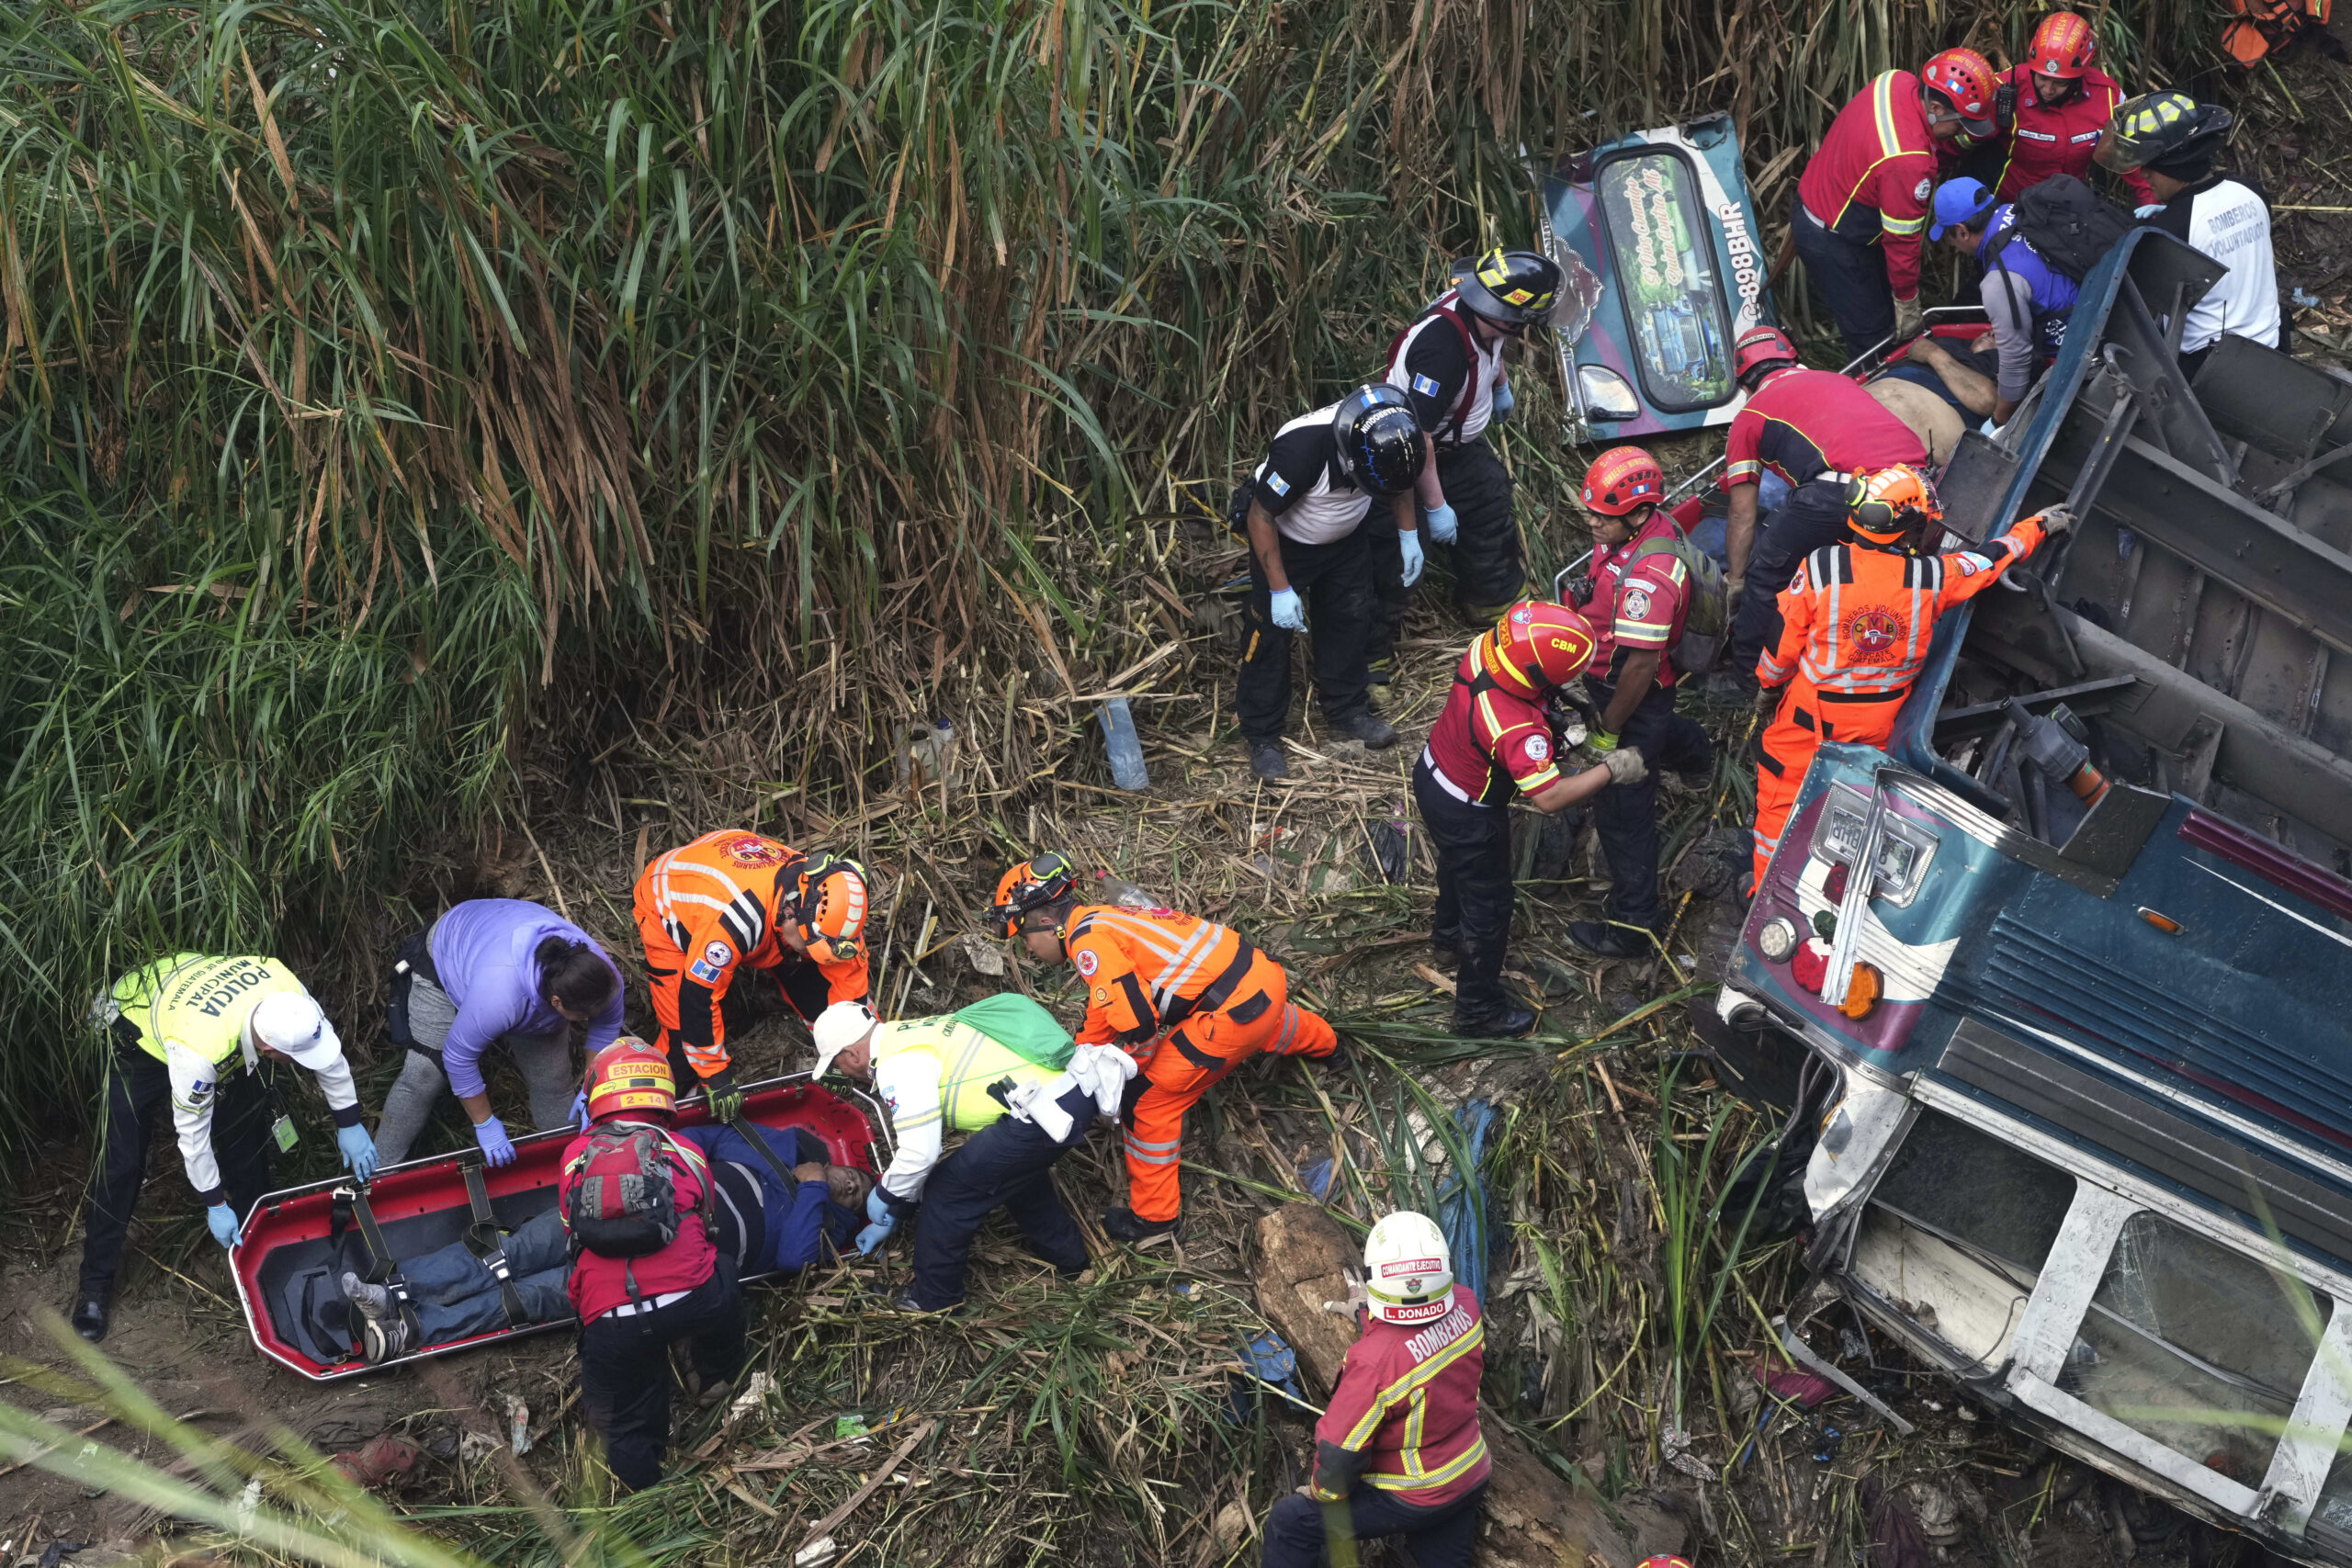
[810,1001,877,1078]
[249,991,345,1070]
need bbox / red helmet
[1580,446,1666,515]
[1481,601,1600,697]
[2028,12,2096,77]
[583,1036,676,1122]
[1920,47,1998,132]
[1733,324,1800,389]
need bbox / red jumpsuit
[1067,903,1334,1224]
[1798,71,1941,304]
[1751,515,2051,885]
[1972,64,2155,205]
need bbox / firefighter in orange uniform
[1750,466,2071,886]
[633,830,873,1121]
[991,855,1337,1241]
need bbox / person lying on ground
[1880,333,2000,420]
[341,1122,868,1360]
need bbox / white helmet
[810,1001,877,1078]
[249,991,343,1068]
[1363,1210,1454,1325]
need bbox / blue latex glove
[855,1220,894,1255]
[206,1202,242,1249]
[1424,502,1459,545]
[1397,529,1425,588]
[2133,203,2164,219]
[856,1190,899,1255]
[867,1188,897,1226]
[1490,380,1515,422]
[336,1123,379,1184]
[570,1089,592,1133]
[1980,418,2003,439]
[472,1115,516,1168]
[1268,587,1306,631]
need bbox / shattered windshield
[1593,148,1737,413]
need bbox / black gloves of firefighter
[703,1066,745,1122]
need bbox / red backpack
[563,1122,711,1299]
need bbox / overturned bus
[1707,228,2352,1562]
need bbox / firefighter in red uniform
[1794,48,1999,356]
[991,856,1337,1241]
[1964,13,2155,205]
[1719,325,1930,691]
[1414,602,1639,1037]
[634,830,871,1121]
[1566,447,1715,959]
[1260,1211,1490,1568]
[560,1038,747,1492]
[1750,467,2072,886]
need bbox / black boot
[1454,1004,1537,1040]
[1101,1206,1182,1243]
[1330,708,1397,750]
[72,1292,110,1343]
[1568,920,1661,960]
[1249,739,1288,782]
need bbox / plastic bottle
[897,719,957,790]
[1095,871,1160,909]
[1098,697,1149,791]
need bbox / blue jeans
[401,1207,571,1343]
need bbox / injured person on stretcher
[338,1124,870,1360]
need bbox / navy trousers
[907,1083,1097,1310]
[1261,1483,1487,1568]
[1589,677,1713,930]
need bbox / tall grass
[0,0,2214,1171]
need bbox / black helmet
[1453,247,1564,328]
[2098,92,2233,176]
[1331,385,1426,496]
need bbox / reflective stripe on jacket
[1311,1286,1492,1506]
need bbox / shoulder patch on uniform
[1412,373,1441,398]
[1914,177,1932,201]
[689,960,724,984]
[704,940,732,967]
[1524,733,1550,761]
[1623,587,1653,621]
[1076,949,1100,977]
[1093,986,1111,1007]
[1266,473,1291,497]
[720,836,785,866]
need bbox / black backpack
[1991,175,2136,281]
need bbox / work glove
[1490,379,1515,422]
[1588,728,1620,754]
[336,1123,379,1185]
[1892,295,1925,342]
[1006,1077,1077,1143]
[1603,747,1650,787]
[2134,203,2164,220]
[1724,577,1746,617]
[1268,587,1306,632]
[472,1115,516,1168]
[1423,502,1459,545]
[703,1066,744,1122]
[855,1186,899,1255]
[206,1202,243,1250]
[1563,573,1593,607]
[570,1089,592,1133]
[1397,529,1425,588]
[2038,504,2077,536]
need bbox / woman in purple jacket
[373,899,624,1168]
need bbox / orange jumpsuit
[634,830,869,1081]
[1066,903,1336,1223]
[1751,514,2050,886]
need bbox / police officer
[2097,93,2282,378]
[1566,448,1716,959]
[1414,602,1641,1036]
[1928,177,2079,430]
[1236,386,1426,782]
[1383,248,1563,633]
[74,954,377,1341]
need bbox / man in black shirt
[1236,386,1427,782]
[1381,249,1563,641]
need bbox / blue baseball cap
[1928,177,1997,242]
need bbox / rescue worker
[1414,603,1645,1037]
[991,855,1337,1240]
[634,830,872,1120]
[2097,93,2282,378]
[74,954,377,1342]
[560,1037,748,1492]
[1794,48,1999,357]
[1237,385,1424,782]
[1566,449,1716,958]
[1751,467,2073,886]
[1383,248,1565,634]
[1719,325,1930,690]
[1965,13,2154,205]
[808,997,1136,1312]
[1928,176,2079,430]
[372,897,627,1169]
[1260,1211,1489,1568]
[340,1119,867,1359]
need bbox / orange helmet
[1848,464,1944,548]
[2028,12,2096,77]
[1581,446,1666,516]
[990,852,1080,938]
[1920,47,1998,134]
[584,1036,677,1122]
[791,853,870,965]
[1481,601,1600,697]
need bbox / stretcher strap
[458,1157,528,1330]
[336,1186,413,1308]
[724,1115,803,1191]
